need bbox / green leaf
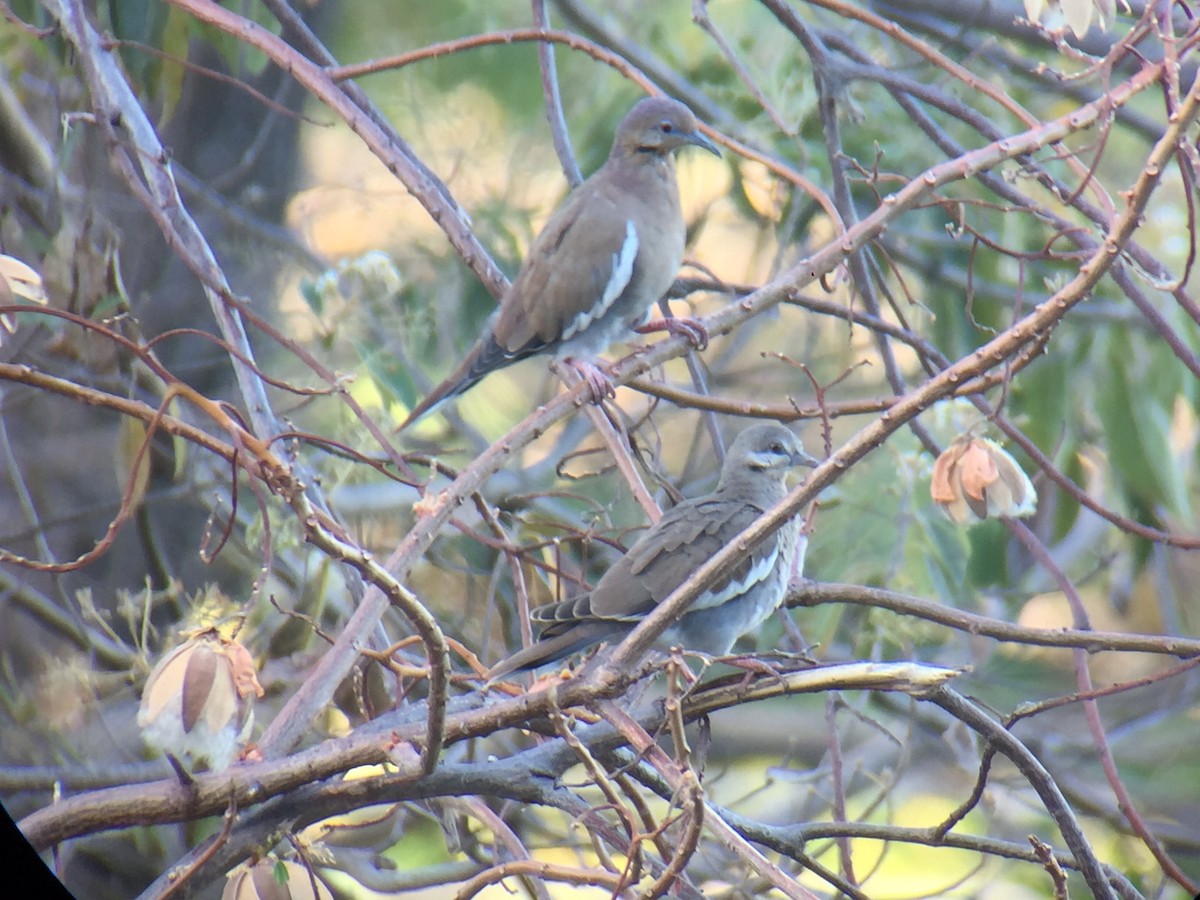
[1011,350,1073,455]
[108,0,168,91]
[299,278,324,318]
[965,520,1009,588]
[1052,445,1085,541]
[1096,333,1190,517]
[908,501,973,605]
[157,6,191,120]
[354,339,417,410]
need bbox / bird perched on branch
[397,96,720,431]
[486,423,818,680]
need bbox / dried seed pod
[931,436,1037,524]
[138,632,264,772]
[222,859,333,900]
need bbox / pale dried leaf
[986,438,1039,517]
[929,443,962,504]
[138,643,191,727]
[304,804,402,849]
[957,441,1001,504]
[204,661,240,736]
[224,638,265,699]
[225,861,333,900]
[931,437,1036,523]
[1062,0,1096,36]
[0,274,11,334]
[1024,0,1049,23]
[115,418,152,511]
[182,643,219,734]
[248,863,290,900]
[0,254,47,304]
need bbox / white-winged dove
[486,423,818,680]
[398,96,720,431]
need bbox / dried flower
[138,632,264,772]
[931,436,1037,524]
[1023,0,1117,38]
[0,253,47,342]
[222,859,333,900]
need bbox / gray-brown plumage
[398,96,719,431]
[486,423,818,680]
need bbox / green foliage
[965,519,1011,587]
[89,0,275,115]
[806,434,983,605]
[1095,329,1191,519]
[907,500,975,603]
[6,2,1200,897]
[107,0,170,87]
[355,336,418,411]
[1011,347,1075,451]
[156,6,192,117]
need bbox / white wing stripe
[692,540,779,610]
[560,220,638,341]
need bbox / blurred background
[1,0,1199,897]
